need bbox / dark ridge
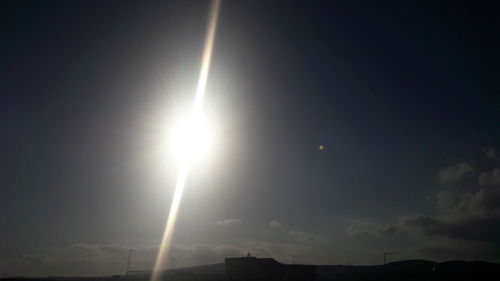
[2,260,499,281]
[317,259,500,281]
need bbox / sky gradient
[1,0,499,276]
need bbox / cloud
[402,215,500,243]
[288,230,323,243]
[215,218,242,226]
[345,220,397,237]
[478,168,500,187]
[482,147,497,159]
[268,220,281,229]
[410,238,499,261]
[0,243,244,276]
[436,188,500,220]
[0,244,158,276]
[168,244,244,266]
[438,162,474,185]
[60,243,159,268]
[401,164,500,243]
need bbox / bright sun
[151,0,221,278]
[169,112,213,166]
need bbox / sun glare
[151,1,221,279]
[169,112,213,166]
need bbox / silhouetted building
[225,256,316,281]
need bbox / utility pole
[126,249,133,276]
[383,252,398,264]
[292,254,300,264]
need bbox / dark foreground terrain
[317,260,500,280]
[2,260,500,281]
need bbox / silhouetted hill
[317,259,500,281]
[2,260,499,281]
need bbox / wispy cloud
[438,162,474,185]
[268,220,282,229]
[288,230,323,243]
[215,218,243,226]
[345,220,397,237]
[482,146,497,159]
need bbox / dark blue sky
[1,0,499,276]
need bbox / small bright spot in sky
[319,145,325,151]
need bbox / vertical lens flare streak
[151,1,221,280]
[194,0,221,113]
